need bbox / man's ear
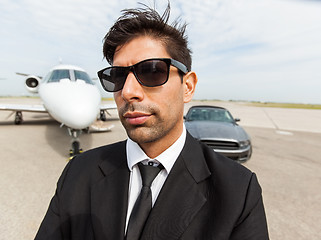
[183,71,198,103]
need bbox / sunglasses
[97,58,188,92]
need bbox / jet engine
[25,76,41,93]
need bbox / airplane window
[74,70,94,85]
[47,70,70,83]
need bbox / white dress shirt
[125,126,187,231]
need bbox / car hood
[185,121,249,141]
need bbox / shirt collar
[126,125,186,174]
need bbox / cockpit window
[42,68,94,84]
[74,70,94,84]
[46,70,71,83]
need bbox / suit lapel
[91,141,130,240]
[141,133,211,240]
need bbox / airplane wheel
[69,141,83,157]
[70,141,81,156]
[99,110,107,121]
[14,112,23,125]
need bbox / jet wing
[0,104,47,113]
[0,102,115,115]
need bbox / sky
[1,0,321,104]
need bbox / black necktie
[126,162,164,240]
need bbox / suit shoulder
[186,133,252,176]
[201,141,253,178]
[83,139,126,156]
[72,140,126,165]
[195,139,263,205]
[59,140,127,185]
[183,134,255,189]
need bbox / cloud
[0,0,321,103]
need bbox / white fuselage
[39,78,101,130]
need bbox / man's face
[113,36,188,155]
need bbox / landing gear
[99,110,107,121]
[68,129,83,157]
[69,140,82,157]
[14,111,23,125]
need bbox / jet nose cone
[39,81,101,129]
[67,93,101,129]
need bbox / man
[35,3,269,240]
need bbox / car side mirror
[184,115,191,121]
[234,118,241,122]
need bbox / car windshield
[74,70,94,85]
[187,107,234,123]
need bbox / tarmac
[1,97,321,239]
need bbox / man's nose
[121,72,144,102]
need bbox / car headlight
[239,140,250,149]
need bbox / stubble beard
[119,102,179,145]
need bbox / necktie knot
[138,162,163,187]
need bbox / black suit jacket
[35,133,269,239]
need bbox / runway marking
[276,130,293,136]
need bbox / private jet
[0,64,117,156]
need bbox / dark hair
[102,3,192,72]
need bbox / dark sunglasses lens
[135,60,169,86]
[101,67,128,92]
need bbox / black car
[184,105,252,162]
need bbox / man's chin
[126,127,162,145]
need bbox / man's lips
[123,112,152,125]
